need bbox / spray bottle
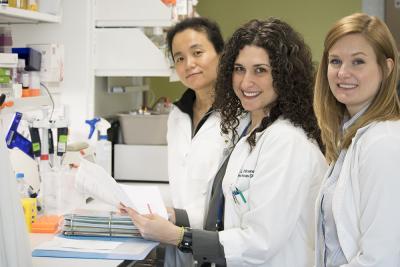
[85,117,112,174]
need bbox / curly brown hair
[214,18,323,150]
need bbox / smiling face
[232,45,278,124]
[327,33,383,117]
[172,29,219,93]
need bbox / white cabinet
[94,0,171,27]
[9,0,173,131]
[93,0,172,77]
[94,28,170,77]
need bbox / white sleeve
[219,128,323,265]
[343,134,400,267]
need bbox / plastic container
[8,0,16,7]
[28,0,37,11]
[95,137,112,175]
[118,113,168,145]
[21,71,30,97]
[16,172,29,198]
[16,58,25,84]
[29,71,40,96]
[21,198,37,232]
[19,0,28,9]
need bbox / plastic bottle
[150,27,167,57]
[175,0,188,20]
[16,58,25,84]
[21,71,30,97]
[28,0,37,11]
[19,0,28,9]
[8,0,16,8]
[95,118,112,174]
[29,71,40,96]
[150,27,165,48]
[16,172,29,198]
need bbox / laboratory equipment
[5,111,34,158]
[85,117,112,174]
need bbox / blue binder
[32,235,158,260]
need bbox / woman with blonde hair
[314,13,400,266]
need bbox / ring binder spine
[108,212,112,237]
[71,214,75,235]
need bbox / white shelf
[0,5,60,24]
[1,96,52,115]
[95,69,171,77]
[96,20,172,28]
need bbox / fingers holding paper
[119,205,181,246]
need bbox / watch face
[178,228,193,253]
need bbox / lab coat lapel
[332,122,375,262]
[223,137,251,192]
[193,112,217,138]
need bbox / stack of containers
[12,47,42,97]
[0,53,19,99]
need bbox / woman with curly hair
[121,18,327,266]
[314,13,400,266]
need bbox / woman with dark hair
[121,18,327,266]
[314,13,400,266]
[162,17,230,266]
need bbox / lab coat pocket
[229,184,250,216]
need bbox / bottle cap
[16,172,24,179]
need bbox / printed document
[75,158,167,219]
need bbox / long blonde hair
[314,13,400,163]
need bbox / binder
[61,210,141,238]
[32,234,158,260]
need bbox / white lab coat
[166,105,232,267]
[315,120,400,267]
[219,118,327,267]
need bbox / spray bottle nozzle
[85,118,101,139]
[85,117,111,140]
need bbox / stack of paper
[62,210,141,238]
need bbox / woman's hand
[166,207,176,224]
[119,204,182,246]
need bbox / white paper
[75,158,134,208]
[120,184,168,219]
[75,159,167,219]
[35,236,121,253]
[34,235,157,256]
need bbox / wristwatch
[178,227,193,253]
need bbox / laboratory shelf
[95,20,172,27]
[0,5,60,24]
[1,96,52,115]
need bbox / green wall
[150,0,361,103]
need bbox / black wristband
[177,227,193,253]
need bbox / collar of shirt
[174,88,214,137]
[342,104,370,132]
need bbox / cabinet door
[94,28,171,77]
[95,0,171,27]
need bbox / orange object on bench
[31,215,62,234]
